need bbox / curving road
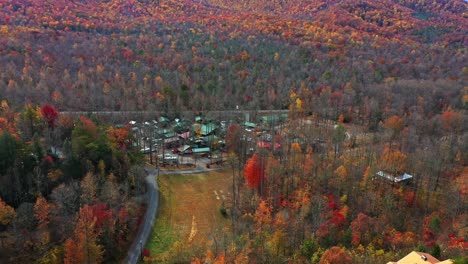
[125,164,224,264]
[125,168,159,264]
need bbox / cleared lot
[145,170,232,262]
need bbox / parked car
[140,147,157,154]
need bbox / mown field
[144,171,233,263]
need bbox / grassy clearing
[145,183,176,256]
[144,170,232,262]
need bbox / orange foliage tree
[107,126,130,150]
[78,116,97,136]
[64,238,82,264]
[254,200,272,230]
[380,146,408,174]
[441,109,464,133]
[0,198,15,225]
[64,205,104,264]
[34,196,53,229]
[384,115,404,137]
[291,142,302,153]
[334,165,348,181]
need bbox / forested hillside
[0,0,465,113]
[0,0,466,263]
[0,102,147,263]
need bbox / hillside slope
[0,0,466,112]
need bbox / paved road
[125,168,158,264]
[61,109,288,117]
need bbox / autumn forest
[0,0,466,263]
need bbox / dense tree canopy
[0,104,144,263]
[0,0,466,263]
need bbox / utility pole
[139,239,143,260]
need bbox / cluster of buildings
[128,114,288,165]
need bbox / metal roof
[244,122,256,128]
[376,171,413,183]
[192,147,210,153]
[201,124,217,135]
[159,116,170,122]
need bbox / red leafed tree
[319,246,352,264]
[41,105,59,128]
[244,153,263,190]
[34,196,52,229]
[90,203,113,229]
[117,208,128,223]
[115,208,129,246]
[350,213,372,246]
[448,233,467,249]
[331,211,346,227]
[422,213,441,247]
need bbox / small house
[375,171,413,184]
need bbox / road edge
[125,168,159,264]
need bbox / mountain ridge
[1,0,466,46]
